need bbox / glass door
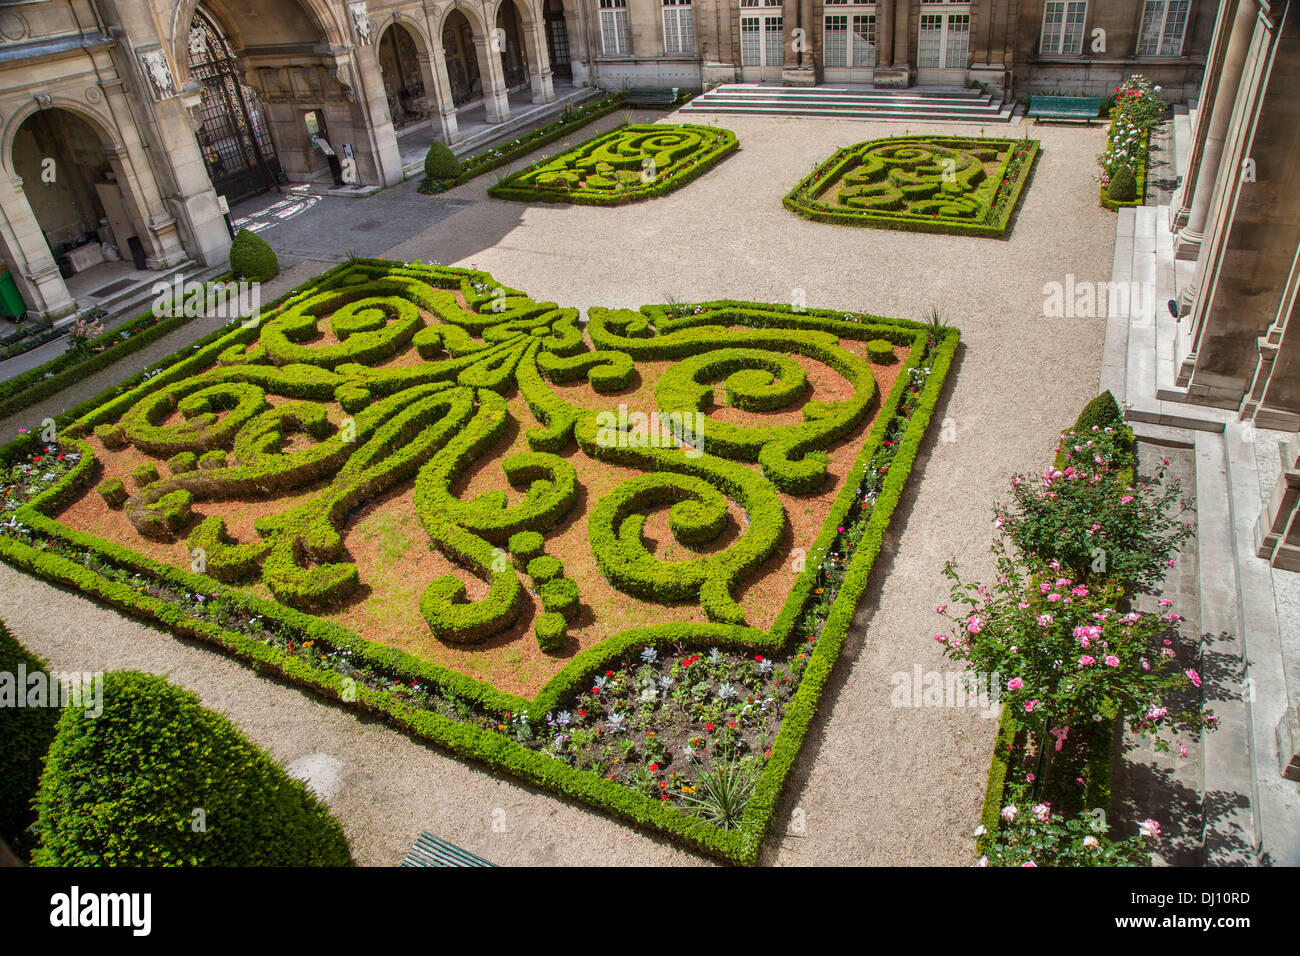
[822,2,876,84]
[916,1,970,86]
[739,0,784,82]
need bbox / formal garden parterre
[784,135,1040,238]
[487,123,738,205]
[0,258,957,864]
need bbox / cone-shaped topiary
[31,671,353,866]
[1108,165,1137,203]
[1074,390,1124,434]
[424,141,460,182]
[229,228,279,282]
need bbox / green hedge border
[0,272,235,424]
[783,136,1041,239]
[1099,128,1150,211]
[418,94,627,195]
[487,123,739,206]
[0,262,960,864]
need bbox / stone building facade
[1171,0,1300,432]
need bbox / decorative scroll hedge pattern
[784,135,1040,238]
[488,123,738,205]
[0,260,959,864]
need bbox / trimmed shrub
[0,622,61,848]
[526,555,564,585]
[508,530,545,562]
[423,141,460,181]
[540,577,580,619]
[1108,165,1137,203]
[1075,389,1124,434]
[168,451,198,474]
[98,477,128,507]
[535,611,567,652]
[130,462,159,488]
[31,671,352,866]
[229,229,279,283]
[866,339,896,363]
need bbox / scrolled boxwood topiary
[198,450,227,470]
[94,423,127,450]
[31,671,353,866]
[0,622,61,848]
[866,339,896,363]
[1108,166,1137,203]
[508,530,545,563]
[424,141,460,182]
[229,229,279,283]
[534,611,567,652]
[130,462,159,488]
[98,477,128,507]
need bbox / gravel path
[1,113,1116,866]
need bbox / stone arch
[434,0,491,40]
[169,0,344,79]
[1,97,118,177]
[375,14,437,129]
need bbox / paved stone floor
[0,112,1120,866]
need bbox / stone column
[0,176,76,322]
[350,44,407,185]
[1174,0,1257,261]
[419,50,462,144]
[474,31,513,123]
[565,5,590,85]
[877,0,894,66]
[521,14,556,103]
[158,88,232,268]
[1172,0,1240,232]
[875,0,912,87]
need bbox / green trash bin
[0,271,25,319]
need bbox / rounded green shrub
[508,530,545,563]
[865,339,896,363]
[31,671,353,866]
[98,477,128,507]
[527,555,563,585]
[540,577,580,619]
[534,612,567,652]
[0,623,61,848]
[229,229,279,283]
[424,141,460,182]
[1108,166,1137,203]
[1074,390,1123,434]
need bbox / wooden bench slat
[401,832,496,867]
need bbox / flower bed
[1098,75,1165,210]
[936,392,1210,866]
[0,258,958,864]
[783,135,1040,238]
[418,94,627,195]
[487,123,738,205]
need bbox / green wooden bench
[400,832,495,867]
[1027,95,1103,124]
[623,87,680,107]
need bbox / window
[600,0,630,55]
[1137,0,1189,56]
[740,0,782,7]
[1040,1,1087,56]
[825,13,876,68]
[944,13,968,68]
[663,0,694,54]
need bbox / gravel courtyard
[0,110,1116,866]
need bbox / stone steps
[680,83,1015,124]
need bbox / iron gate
[188,9,284,205]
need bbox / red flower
[728,721,737,728]
[659,780,668,790]
[605,670,613,678]
[649,763,660,771]
[754,655,764,662]
[705,722,715,731]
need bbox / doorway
[188,8,285,204]
[443,10,483,106]
[739,0,784,83]
[545,0,572,80]
[916,1,970,86]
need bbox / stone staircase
[679,84,1015,124]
